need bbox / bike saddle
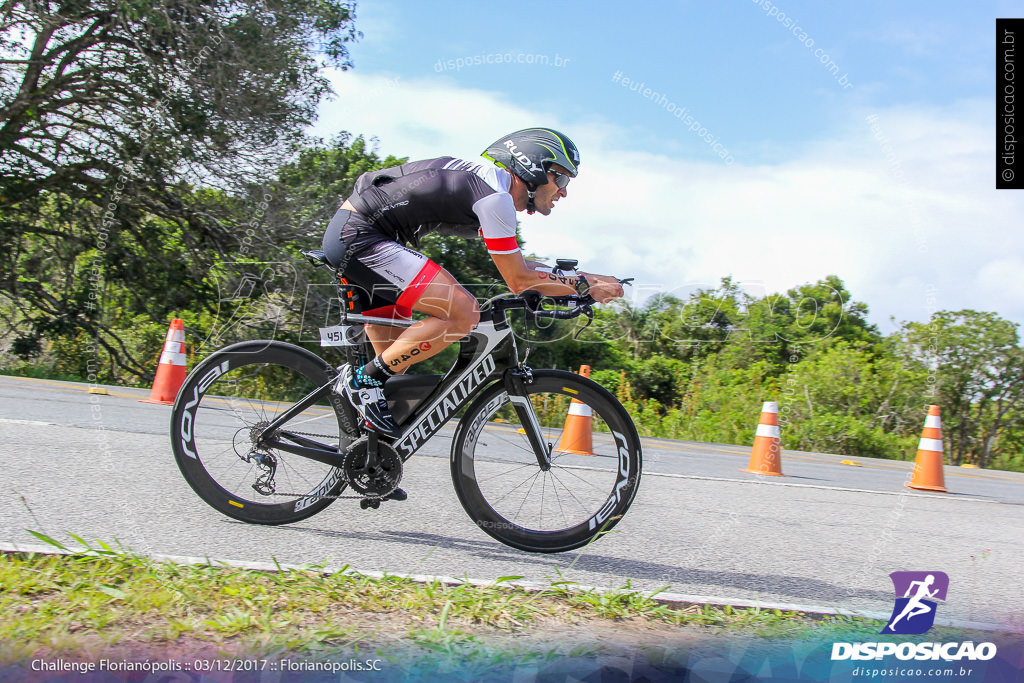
[300,249,332,268]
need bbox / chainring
[342,436,403,499]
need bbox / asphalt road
[2,375,1022,632]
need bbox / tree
[1,0,360,377]
[267,134,404,248]
[903,310,1024,466]
[1,0,358,203]
[728,275,879,370]
[653,277,744,360]
[778,341,926,459]
[782,275,877,346]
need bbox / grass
[1,534,1009,675]
[0,364,90,383]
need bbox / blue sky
[310,1,1024,334]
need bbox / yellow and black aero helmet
[482,128,580,212]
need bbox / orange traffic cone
[742,401,784,476]
[905,405,948,492]
[140,319,188,405]
[555,365,595,456]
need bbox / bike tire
[451,370,642,553]
[170,340,354,525]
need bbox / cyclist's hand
[585,274,625,303]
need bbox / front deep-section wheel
[451,370,642,553]
[170,340,353,525]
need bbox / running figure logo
[881,571,949,634]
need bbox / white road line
[404,454,1003,502]
[637,470,1000,503]
[0,542,1007,634]
[0,418,57,426]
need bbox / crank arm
[503,368,552,471]
[365,431,379,470]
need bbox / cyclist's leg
[323,209,420,357]
[338,230,478,374]
[362,270,478,360]
[344,269,476,434]
[375,268,479,375]
[364,323,404,358]
[326,222,477,433]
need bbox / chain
[249,430,400,501]
[244,427,369,499]
[267,488,366,501]
[272,429,345,440]
[264,485,395,501]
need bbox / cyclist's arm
[491,252,623,303]
[491,252,581,295]
[473,192,622,302]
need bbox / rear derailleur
[250,451,278,496]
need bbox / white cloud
[976,257,1024,313]
[311,72,1024,334]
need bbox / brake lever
[574,306,595,340]
[618,277,634,286]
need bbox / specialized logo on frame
[881,571,949,634]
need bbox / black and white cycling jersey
[346,156,521,254]
[321,157,522,317]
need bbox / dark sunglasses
[548,168,571,189]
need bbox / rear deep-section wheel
[451,370,642,553]
[170,340,355,525]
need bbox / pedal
[360,498,381,510]
[384,487,408,501]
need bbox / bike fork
[503,367,552,471]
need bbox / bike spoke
[511,469,544,525]
[547,471,570,528]
[486,467,544,508]
[546,468,594,517]
[178,352,343,513]
[474,460,539,485]
[539,474,547,526]
[548,464,610,495]
[453,376,640,549]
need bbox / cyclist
[321,128,624,438]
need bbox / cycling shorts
[322,208,441,319]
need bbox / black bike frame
[257,301,550,467]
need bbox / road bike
[169,250,642,553]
